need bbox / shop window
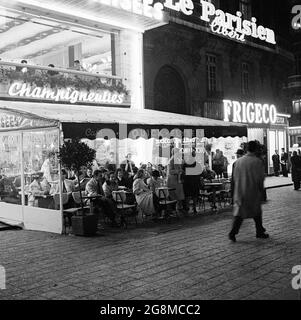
[23,130,60,210]
[204,101,223,120]
[292,100,301,114]
[206,54,218,93]
[0,133,21,205]
[241,62,250,95]
[153,65,187,114]
[239,0,252,20]
[0,8,116,75]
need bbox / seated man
[200,163,216,181]
[0,175,20,204]
[86,170,118,226]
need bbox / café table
[203,182,223,211]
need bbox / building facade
[144,0,294,173]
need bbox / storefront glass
[0,129,60,210]
[0,8,115,75]
[0,132,21,205]
[23,130,60,210]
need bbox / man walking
[228,141,269,242]
[272,150,280,176]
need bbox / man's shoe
[256,233,269,239]
[228,233,236,242]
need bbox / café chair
[72,191,90,211]
[155,188,178,219]
[53,193,77,235]
[112,191,137,228]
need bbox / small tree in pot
[58,138,97,235]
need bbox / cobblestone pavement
[0,186,300,300]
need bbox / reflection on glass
[23,130,59,210]
[0,133,21,205]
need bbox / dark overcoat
[232,153,265,219]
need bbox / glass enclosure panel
[278,131,285,151]
[269,130,276,167]
[23,130,60,210]
[0,8,115,75]
[0,132,21,204]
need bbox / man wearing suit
[86,170,118,226]
[280,148,288,177]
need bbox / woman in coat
[290,151,301,190]
[166,148,185,209]
[183,149,201,214]
[133,169,158,218]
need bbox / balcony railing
[0,60,130,106]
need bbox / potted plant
[58,138,97,236]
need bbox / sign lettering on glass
[0,114,24,128]
[223,100,277,125]
[96,0,276,44]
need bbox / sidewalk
[0,186,300,300]
[264,174,293,189]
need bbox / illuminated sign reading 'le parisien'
[223,100,277,125]
[96,0,276,44]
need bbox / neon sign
[292,5,301,30]
[8,82,125,105]
[200,1,276,44]
[96,1,276,44]
[223,100,277,124]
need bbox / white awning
[1,0,167,32]
[0,100,246,128]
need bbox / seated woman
[28,172,50,207]
[116,168,127,188]
[147,170,163,193]
[102,172,119,199]
[133,169,160,219]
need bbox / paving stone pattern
[0,186,300,300]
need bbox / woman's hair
[136,169,145,179]
[116,168,123,175]
[151,170,160,178]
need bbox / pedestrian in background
[228,141,269,242]
[221,151,229,178]
[230,148,244,201]
[290,151,301,190]
[272,150,280,176]
[280,148,288,177]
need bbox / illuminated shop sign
[223,100,277,124]
[96,0,276,44]
[8,82,126,105]
[200,1,276,44]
